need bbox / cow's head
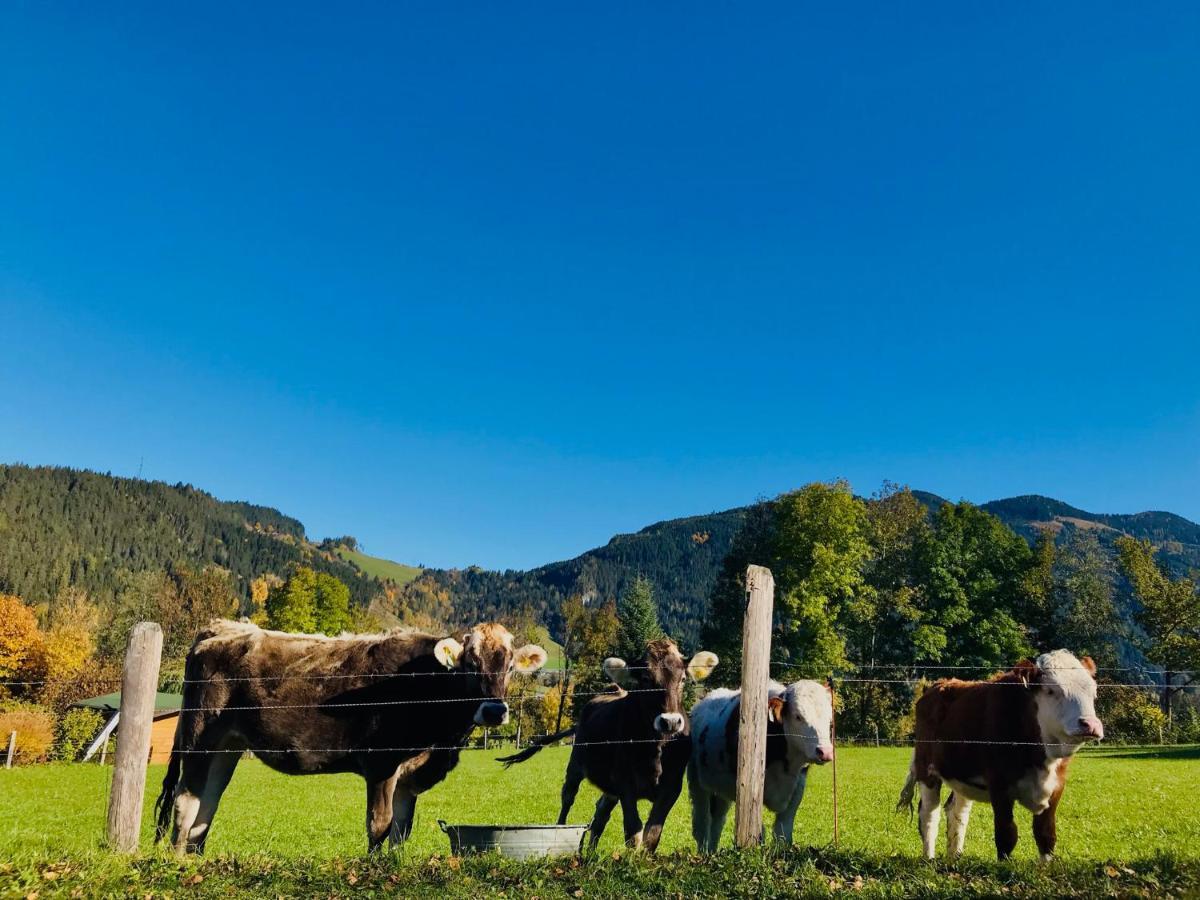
[602,639,718,736]
[767,680,834,764]
[1015,650,1104,749]
[434,623,547,727]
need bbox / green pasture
[333,545,423,585]
[1,745,1197,897]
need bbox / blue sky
[3,3,1198,570]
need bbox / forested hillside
[2,464,1197,654]
[0,464,384,609]
[394,508,747,642]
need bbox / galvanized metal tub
[437,820,589,859]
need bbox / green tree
[314,572,353,635]
[1116,536,1200,715]
[770,482,873,678]
[1051,530,1122,667]
[266,567,318,634]
[912,502,1035,667]
[615,576,663,660]
[704,482,873,683]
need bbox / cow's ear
[767,696,785,724]
[1013,659,1041,688]
[1080,656,1097,677]
[687,651,719,681]
[514,644,548,674]
[434,637,465,670]
[603,657,634,687]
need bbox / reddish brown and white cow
[897,650,1104,861]
[498,639,717,851]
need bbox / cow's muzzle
[1072,717,1104,741]
[474,701,509,727]
[654,713,685,736]
[812,744,834,764]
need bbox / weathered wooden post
[735,564,774,847]
[106,622,163,852]
[5,731,15,768]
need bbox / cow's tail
[896,761,917,819]
[153,747,181,842]
[495,727,575,768]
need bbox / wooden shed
[70,691,182,765]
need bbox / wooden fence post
[106,621,163,853]
[5,731,15,768]
[735,564,774,848]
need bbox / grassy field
[2,745,1197,897]
[334,545,423,585]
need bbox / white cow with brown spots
[687,679,834,851]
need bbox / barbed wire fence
[2,581,1196,854]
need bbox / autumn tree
[560,595,619,730]
[0,594,43,685]
[1116,536,1200,715]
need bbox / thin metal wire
[171,686,665,714]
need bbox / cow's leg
[557,752,586,825]
[642,762,685,853]
[917,781,942,860]
[186,747,242,853]
[944,792,972,860]
[389,785,417,848]
[772,770,808,845]
[365,774,399,853]
[1031,786,1064,862]
[172,753,215,853]
[688,762,713,852]
[618,790,644,848]
[989,787,1018,860]
[707,795,732,851]
[588,794,618,849]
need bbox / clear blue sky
[3,3,1198,570]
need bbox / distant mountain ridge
[402,491,1200,645]
[2,463,1197,646]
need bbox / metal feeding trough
[438,820,589,859]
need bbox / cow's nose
[654,713,685,735]
[1079,717,1104,740]
[474,701,509,727]
[815,745,834,763]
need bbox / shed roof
[70,691,182,716]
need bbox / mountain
[395,507,748,644]
[3,463,1198,648]
[0,464,385,609]
[401,492,1200,646]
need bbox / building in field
[70,691,182,764]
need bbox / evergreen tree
[615,576,663,660]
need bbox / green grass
[2,746,1197,897]
[334,545,423,585]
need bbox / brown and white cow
[897,650,1104,861]
[154,619,545,853]
[498,639,717,851]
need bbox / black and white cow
[688,679,834,851]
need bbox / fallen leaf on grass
[1105,866,1120,878]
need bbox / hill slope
[398,492,1200,646]
[4,464,1197,649]
[0,464,384,608]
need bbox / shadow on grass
[1082,744,1200,761]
